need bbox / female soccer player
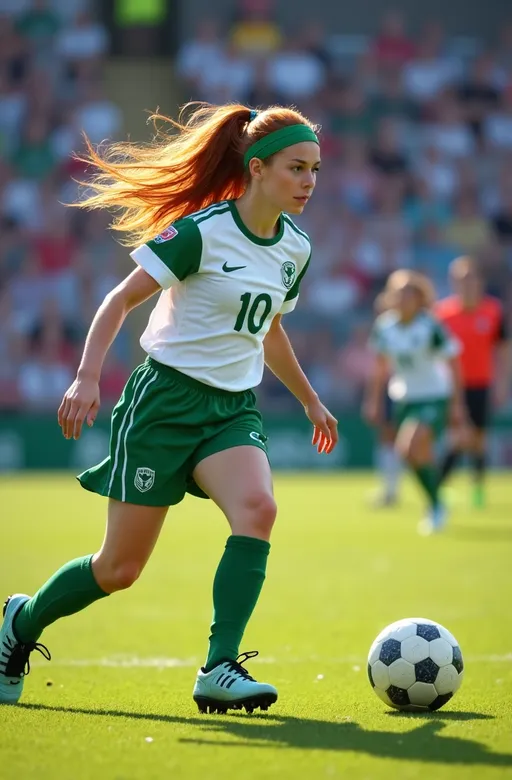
[364,270,464,534]
[0,103,338,713]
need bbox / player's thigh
[396,419,433,463]
[92,499,168,591]
[451,422,482,452]
[446,423,471,450]
[193,446,276,540]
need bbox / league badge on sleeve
[154,226,178,244]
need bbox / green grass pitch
[1,472,511,779]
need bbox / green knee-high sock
[414,465,440,509]
[205,535,270,672]
[13,555,108,643]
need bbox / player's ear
[248,157,265,181]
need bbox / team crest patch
[281,261,296,289]
[250,431,268,446]
[154,226,178,244]
[134,467,155,492]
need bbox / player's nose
[302,171,315,190]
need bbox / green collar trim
[228,200,284,246]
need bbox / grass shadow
[12,703,511,767]
[385,710,493,721]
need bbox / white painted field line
[42,656,197,669]
[32,653,512,668]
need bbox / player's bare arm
[364,354,389,426]
[58,267,161,440]
[263,314,338,453]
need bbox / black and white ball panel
[368,618,464,711]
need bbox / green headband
[244,124,319,168]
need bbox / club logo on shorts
[250,431,267,446]
[154,226,178,244]
[134,467,155,492]
[281,261,296,289]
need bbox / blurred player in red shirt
[435,256,511,507]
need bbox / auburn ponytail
[74,101,317,246]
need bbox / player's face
[454,270,482,303]
[262,142,320,214]
[395,284,421,319]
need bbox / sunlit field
[1,472,511,779]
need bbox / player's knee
[403,436,419,462]
[236,491,277,538]
[396,437,414,464]
[404,427,431,466]
[406,451,422,467]
[93,558,142,593]
[399,439,422,466]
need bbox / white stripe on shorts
[121,371,159,501]
[107,365,152,496]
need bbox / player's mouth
[293,196,310,203]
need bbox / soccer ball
[368,618,464,711]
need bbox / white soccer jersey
[130,200,311,391]
[370,310,459,402]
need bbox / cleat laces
[1,634,51,678]
[221,650,259,681]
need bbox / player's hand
[305,398,339,454]
[58,376,101,440]
[362,398,382,426]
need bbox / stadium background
[1,0,511,472]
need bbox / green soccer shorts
[78,357,269,506]
[394,398,449,438]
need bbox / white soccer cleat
[418,504,448,536]
[193,650,278,714]
[0,594,51,704]
[368,488,399,509]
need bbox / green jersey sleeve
[430,318,459,357]
[280,252,311,314]
[129,217,203,290]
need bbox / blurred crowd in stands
[178,0,512,411]
[1,0,511,414]
[0,0,129,412]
